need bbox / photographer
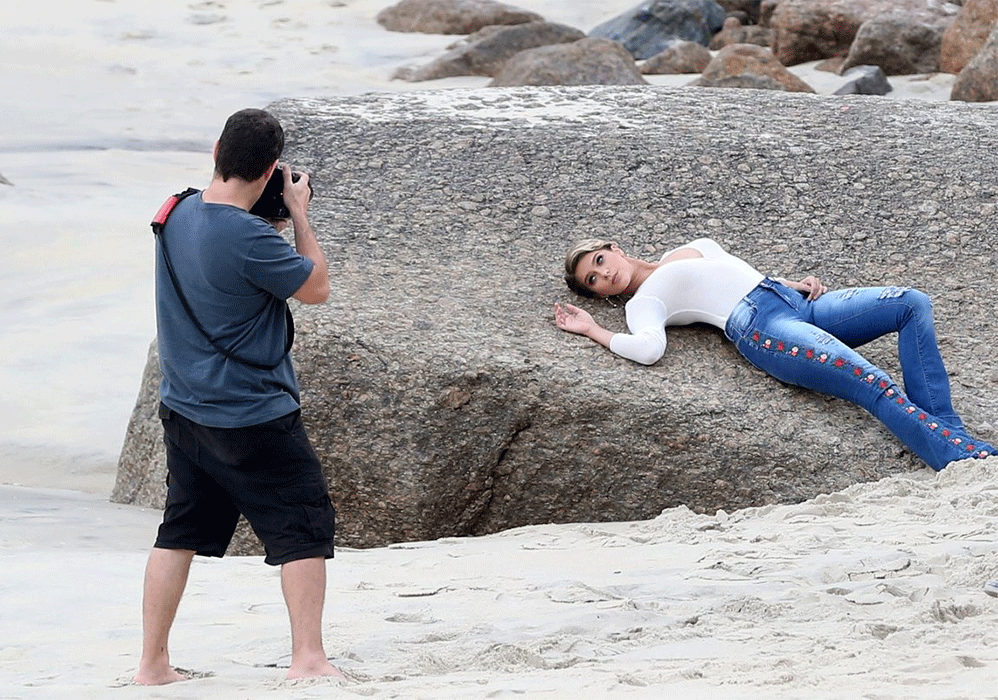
[135,108,341,685]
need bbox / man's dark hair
[214,108,284,182]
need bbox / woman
[554,237,996,472]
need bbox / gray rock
[394,22,586,81]
[833,65,893,95]
[489,38,648,86]
[589,0,728,59]
[840,10,954,76]
[115,87,998,550]
[376,0,542,35]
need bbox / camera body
[249,168,313,220]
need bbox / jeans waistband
[724,278,799,342]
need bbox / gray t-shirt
[155,192,313,427]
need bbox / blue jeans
[724,278,996,471]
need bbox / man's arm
[281,167,329,304]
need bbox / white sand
[4,460,998,698]
[1,1,992,697]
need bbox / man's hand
[281,165,312,219]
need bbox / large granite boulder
[376,0,541,35]
[114,87,998,550]
[589,0,728,59]
[940,0,998,73]
[950,23,998,100]
[771,0,961,66]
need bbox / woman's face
[574,244,631,297]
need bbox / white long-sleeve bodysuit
[608,238,765,365]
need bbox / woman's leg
[805,286,963,428]
[728,289,995,471]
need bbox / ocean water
[0,0,627,493]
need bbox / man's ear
[212,140,220,163]
[264,160,280,182]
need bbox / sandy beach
[1,0,995,697]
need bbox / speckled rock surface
[114,86,998,550]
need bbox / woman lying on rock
[554,237,996,472]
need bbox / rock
[771,0,960,66]
[759,0,784,27]
[709,15,774,49]
[588,0,728,59]
[951,23,998,100]
[832,64,893,95]
[641,39,713,73]
[717,0,763,24]
[115,88,998,550]
[840,10,955,76]
[815,56,847,72]
[376,0,542,35]
[394,22,586,81]
[692,42,816,90]
[940,0,998,73]
[489,38,649,86]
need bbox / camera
[249,167,314,220]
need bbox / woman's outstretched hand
[554,302,596,335]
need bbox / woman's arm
[775,275,828,301]
[554,302,666,365]
[554,303,616,349]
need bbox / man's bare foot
[133,665,190,685]
[285,656,346,682]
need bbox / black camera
[249,167,314,220]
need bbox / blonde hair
[563,239,615,298]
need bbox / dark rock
[692,42,816,90]
[841,10,954,76]
[940,0,998,73]
[717,0,763,24]
[771,0,958,67]
[394,22,586,81]
[589,0,728,59]
[376,0,542,35]
[115,88,998,550]
[709,15,774,49]
[951,23,998,100]
[641,39,713,73]
[489,38,648,86]
[832,65,893,95]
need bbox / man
[134,108,340,684]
